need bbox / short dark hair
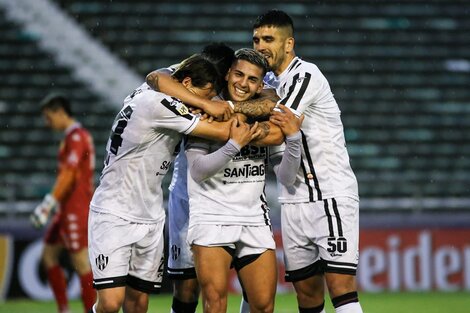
[40,93,73,116]
[172,54,221,93]
[253,9,294,35]
[233,48,269,77]
[201,42,235,77]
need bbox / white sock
[239,297,250,313]
[335,302,363,313]
[92,303,97,313]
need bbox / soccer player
[185,48,302,313]
[88,54,260,313]
[252,10,364,313]
[30,94,96,313]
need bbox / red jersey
[58,122,95,215]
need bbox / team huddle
[32,9,363,313]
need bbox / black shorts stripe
[233,253,262,272]
[301,131,322,200]
[331,198,344,236]
[93,275,127,290]
[328,260,358,267]
[127,275,161,294]
[323,200,335,237]
[325,266,357,275]
[167,267,197,280]
[285,259,326,282]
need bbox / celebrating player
[253,10,363,313]
[31,94,96,313]
[87,54,260,313]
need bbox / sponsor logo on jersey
[232,145,267,161]
[96,254,109,271]
[223,163,265,178]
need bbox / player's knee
[326,273,357,298]
[249,299,274,313]
[96,297,123,313]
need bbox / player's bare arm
[146,70,233,121]
[233,96,277,120]
[190,114,259,143]
[50,167,77,202]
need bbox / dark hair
[201,42,235,77]
[172,54,221,93]
[233,48,269,77]
[40,93,73,116]
[253,9,294,35]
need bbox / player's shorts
[281,197,359,282]
[167,192,196,280]
[44,209,88,253]
[187,224,275,270]
[88,211,165,294]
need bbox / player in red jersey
[30,94,96,313]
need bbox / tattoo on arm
[145,72,160,92]
[258,121,271,139]
[233,98,275,119]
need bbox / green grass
[2,292,470,313]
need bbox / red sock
[47,265,68,312]
[79,271,96,313]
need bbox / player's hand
[229,116,258,147]
[203,99,234,122]
[30,194,57,229]
[270,104,304,136]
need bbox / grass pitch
[2,292,469,312]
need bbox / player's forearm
[146,71,208,110]
[50,167,76,202]
[187,140,241,182]
[250,121,284,146]
[233,97,277,120]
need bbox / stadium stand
[1,0,469,214]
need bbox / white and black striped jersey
[90,83,199,223]
[269,57,358,203]
[187,138,271,226]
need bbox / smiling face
[225,59,264,102]
[252,25,295,75]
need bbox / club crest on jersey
[96,254,109,271]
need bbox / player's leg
[42,214,70,313]
[318,198,363,313]
[192,245,232,313]
[69,248,96,313]
[281,203,326,313]
[124,218,166,313]
[94,287,126,313]
[167,192,200,313]
[238,282,250,313]
[237,250,277,313]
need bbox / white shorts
[167,193,196,279]
[187,223,275,270]
[88,211,165,293]
[281,197,359,282]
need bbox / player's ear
[255,81,264,94]
[181,77,192,88]
[285,37,295,54]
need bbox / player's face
[253,26,292,75]
[225,59,264,102]
[42,109,63,131]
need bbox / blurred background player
[30,94,96,313]
[253,10,363,313]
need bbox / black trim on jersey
[161,98,193,120]
[233,253,262,271]
[290,72,312,111]
[280,73,300,105]
[127,274,162,294]
[332,198,344,236]
[301,131,322,200]
[293,61,302,71]
[285,259,326,282]
[287,58,300,73]
[323,200,335,237]
[93,275,127,290]
[167,267,197,280]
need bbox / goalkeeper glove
[30,194,57,229]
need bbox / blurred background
[0,0,469,303]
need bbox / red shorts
[44,209,89,253]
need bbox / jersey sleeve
[152,95,200,135]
